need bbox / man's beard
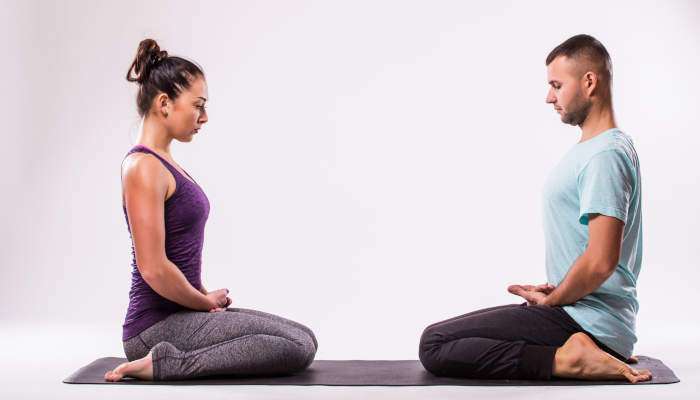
[561,95,592,126]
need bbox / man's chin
[561,115,579,126]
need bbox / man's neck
[579,102,617,143]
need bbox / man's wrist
[540,295,555,306]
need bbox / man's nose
[545,88,556,104]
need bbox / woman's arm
[122,153,221,311]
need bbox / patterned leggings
[123,307,317,380]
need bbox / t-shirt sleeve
[577,149,635,225]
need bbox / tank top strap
[125,144,189,183]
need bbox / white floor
[2,321,698,400]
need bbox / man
[418,34,650,383]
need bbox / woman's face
[166,76,209,142]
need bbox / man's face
[546,56,591,126]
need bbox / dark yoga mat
[64,356,679,386]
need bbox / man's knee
[419,323,484,377]
[418,325,445,375]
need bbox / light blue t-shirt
[543,128,642,358]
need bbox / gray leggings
[123,307,318,381]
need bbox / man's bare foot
[553,333,652,383]
[104,352,154,381]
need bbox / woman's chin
[175,135,194,143]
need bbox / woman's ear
[157,93,170,118]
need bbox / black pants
[418,303,625,380]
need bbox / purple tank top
[121,144,210,341]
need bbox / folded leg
[419,303,581,379]
[125,309,316,380]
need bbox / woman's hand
[205,288,232,312]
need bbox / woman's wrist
[198,290,216,310]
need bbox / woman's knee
[280,318,318,350]
[292,334,317,371]
[303,327,318,350]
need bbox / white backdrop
[2,0,699,360]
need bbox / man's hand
[507,283,555,306]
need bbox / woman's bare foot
[553,332,652,383]
[104,352,154,381]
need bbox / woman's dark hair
[126,38,205,117]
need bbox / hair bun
[150,49,169,67]
[126,38,169,84]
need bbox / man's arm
[541,214,624,306]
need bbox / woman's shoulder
[122,151,170,188]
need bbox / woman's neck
[137,116,173,156]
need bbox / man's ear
[583,71,598,97]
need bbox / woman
[105,39,317,381]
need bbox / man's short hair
[546,34,612,84]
